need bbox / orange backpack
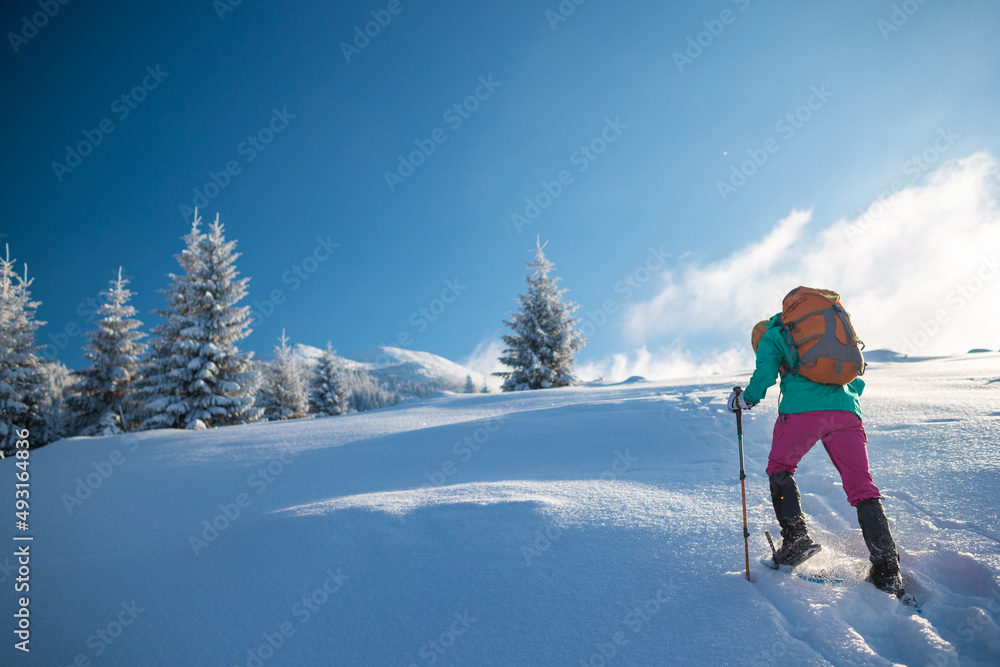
[780,287,865,385]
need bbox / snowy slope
[294,343,494,396]
[3,355,1000,665]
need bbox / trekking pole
[733,386,750,582]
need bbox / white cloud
[594,151,1000,381]
[575,343,753,385]
[461,335,507,388]
[622,208,812,343]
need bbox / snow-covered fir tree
[463,374,476,393]
[65,267,147,436]
[138,211,260,430]
[495,238,587,392]
[308,342,349,417]
[0,245,49,453]
[258,330,308,421]
[38,358,72,441]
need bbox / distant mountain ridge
[292,343,493,398]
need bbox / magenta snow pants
[765,410,880,507]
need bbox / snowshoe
[764,530,822,569]
[759,555,845,584]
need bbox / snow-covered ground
[3,354,999,665]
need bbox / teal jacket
[743,313,865,418]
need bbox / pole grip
[733,386,743,434]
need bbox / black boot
[770,472,819,566]
[857,497,904,596]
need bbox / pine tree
[495,238,587,392]
[38,359,72,441]
[308,342,349,417]
[139,210,260,430]
[463,374,476,393]
[0,245,49,453]
[258,330,308,421]
[65,268,147,436]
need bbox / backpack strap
[780,322,801,373]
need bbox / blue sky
[4,0,1000,378]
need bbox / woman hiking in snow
[726,287,905,597]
